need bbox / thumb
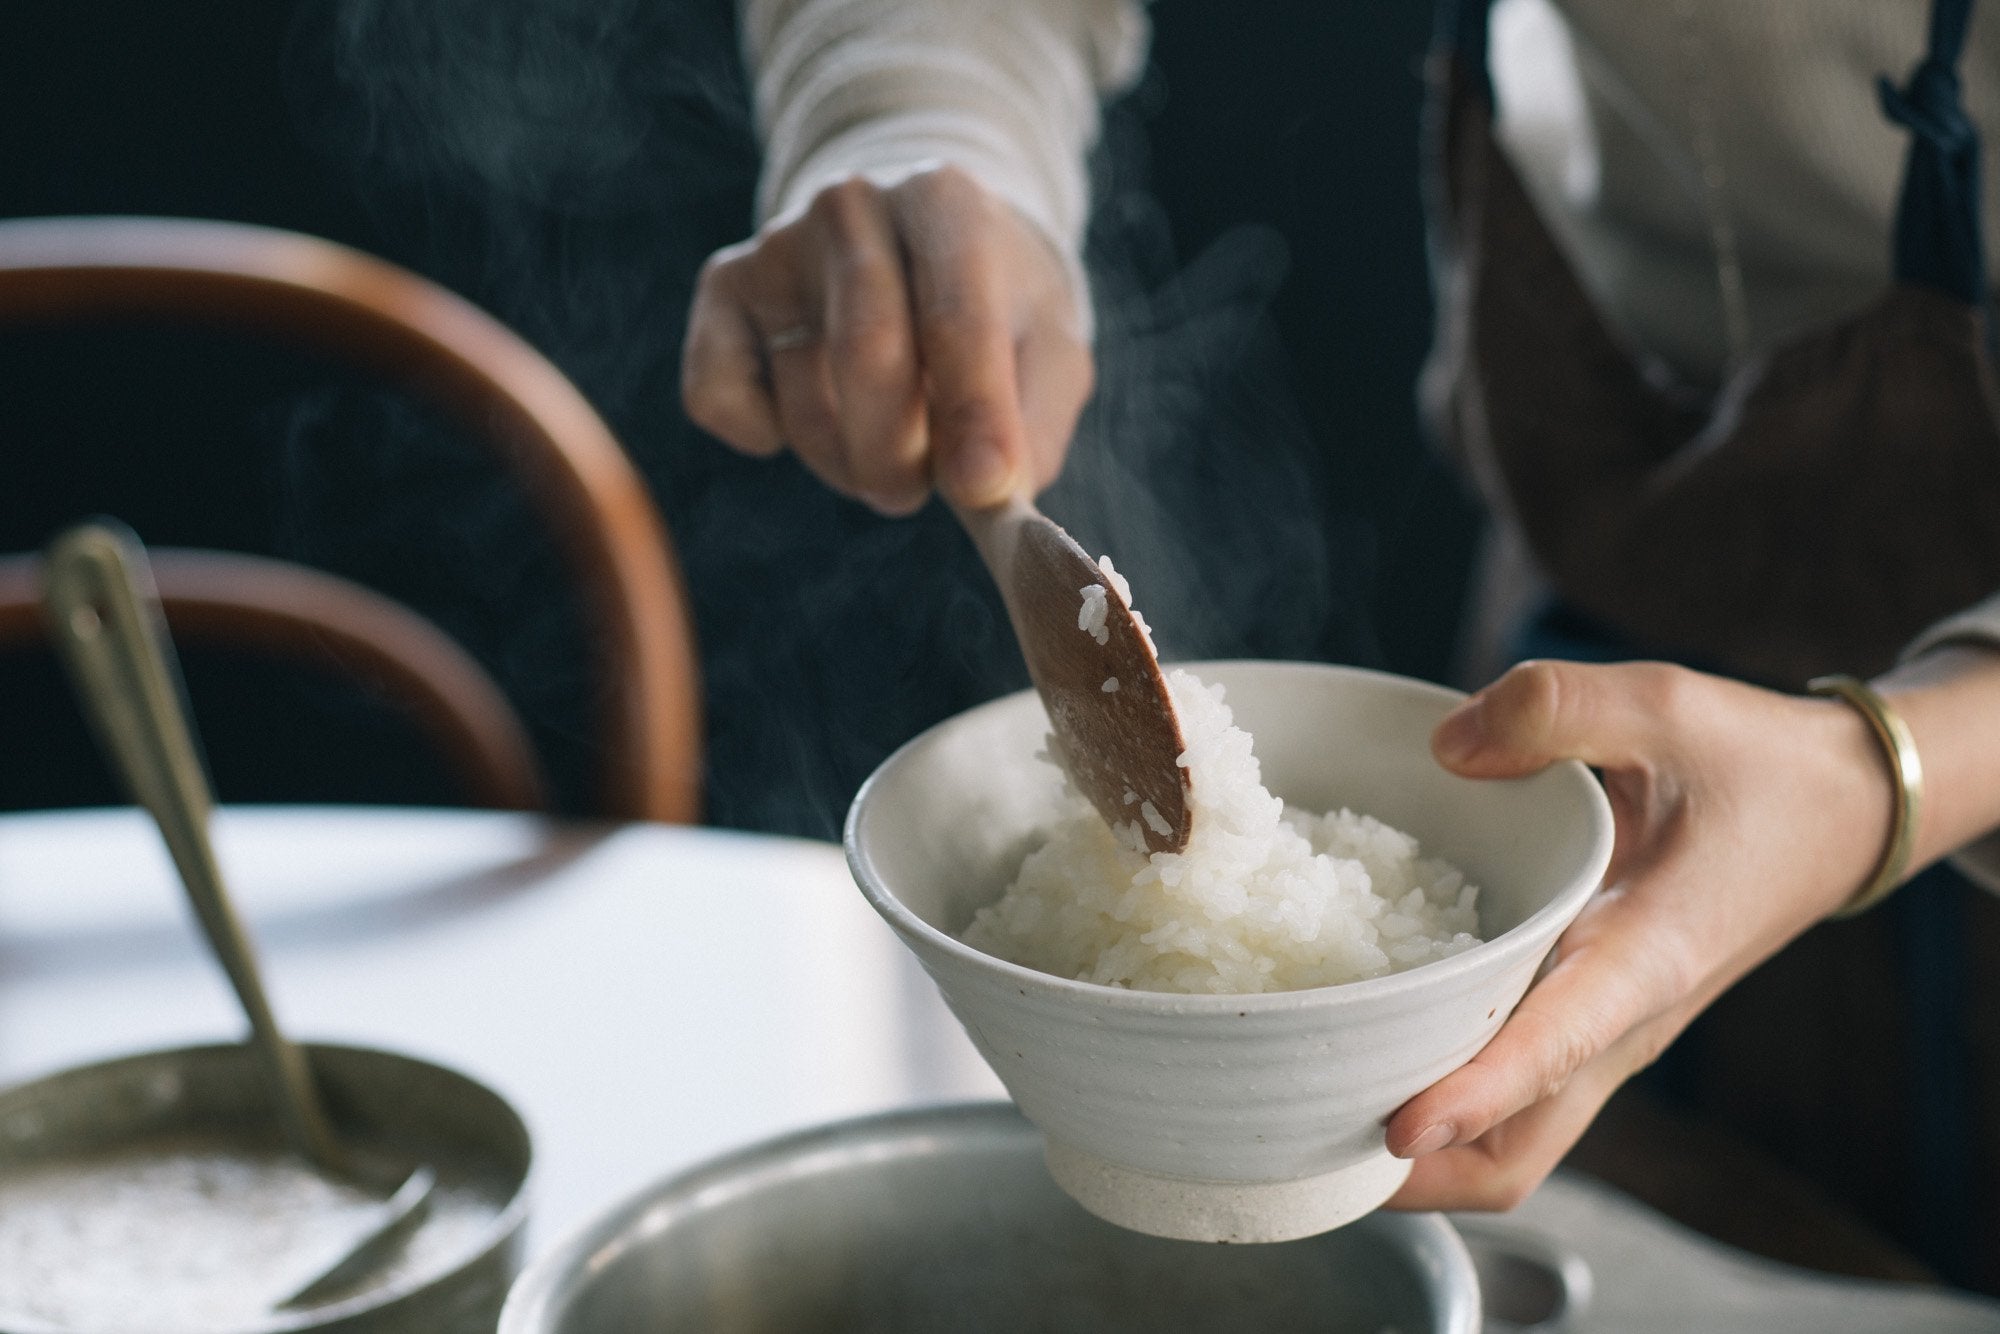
[927,363,1027,511]
[897,191,1031,510]
[1013,328,1094,494]
[1434,660,1674,779]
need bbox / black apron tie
[1881,0,1986,302]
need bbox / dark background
[0,1,1469,834]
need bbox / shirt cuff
[742,0,1147,334]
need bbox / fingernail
[945,437,1014,508]
[1433,697,1486,765]
[1398,1122,1456,1159]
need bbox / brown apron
[1423,0,2000,688]
[1420,0,2000,1289]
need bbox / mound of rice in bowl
[961,668,1484,994]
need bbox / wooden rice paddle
[956,497,1192,854]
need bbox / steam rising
[280,0,1367,836]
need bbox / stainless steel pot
[0,1041,530,1334]
[501,1102,1481,1333]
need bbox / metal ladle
[41,520,436,1310]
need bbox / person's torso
[1493,0,2000,385]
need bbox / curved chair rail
[0,548,547,811]
[0,216,700,822]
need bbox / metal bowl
[501,1103,1481,1333]
[0,1042,530,1334]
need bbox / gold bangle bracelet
[1807,674,1925,918]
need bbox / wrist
[1795,690,1906,919]
[1807,676,1923,916]
[745,1,1126,261]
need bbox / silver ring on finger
[765,324,817,353]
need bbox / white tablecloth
[0,805,1002,1251]
[8,806,1998,1330]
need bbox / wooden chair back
[0,215,701,822]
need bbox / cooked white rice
[1093,556,1155,654]
[961,668,1484,994]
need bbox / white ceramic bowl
[846,660,1614,1244]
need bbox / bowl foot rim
[1043,1140,1412,1243]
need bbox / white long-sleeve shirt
[742,0,1143,316]
[737,0,2000,888]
